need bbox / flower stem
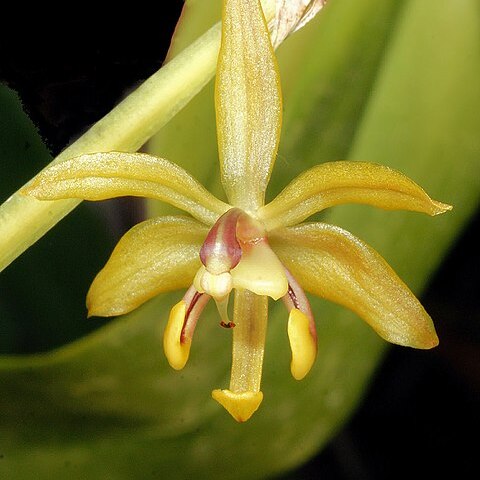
[0,22,221,272]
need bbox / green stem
[0,22,221,272]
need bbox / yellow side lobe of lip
[163,301,191,370]
[288,308,317,380]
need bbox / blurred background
[1,1,478,478]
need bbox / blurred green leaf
[0,86,116,354]
[1,0,479,478]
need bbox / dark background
[1,3,478,479]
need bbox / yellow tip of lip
[211,389,263,422]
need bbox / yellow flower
[23,0,451,422]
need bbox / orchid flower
[22,0,451,422]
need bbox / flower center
[164,208,317,422]
[193,208,288,326]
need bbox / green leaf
[0,86,116,354]
[1,0,479,478]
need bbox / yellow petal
[87,216,208,317]
[288,308,317,380]
[22,152,229,225]
[216,0,282,210]
[163,301,191,370]
[231,240,288,300]
[259,161,452,229]
[211,389,263,423]
[271,223,439,349]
